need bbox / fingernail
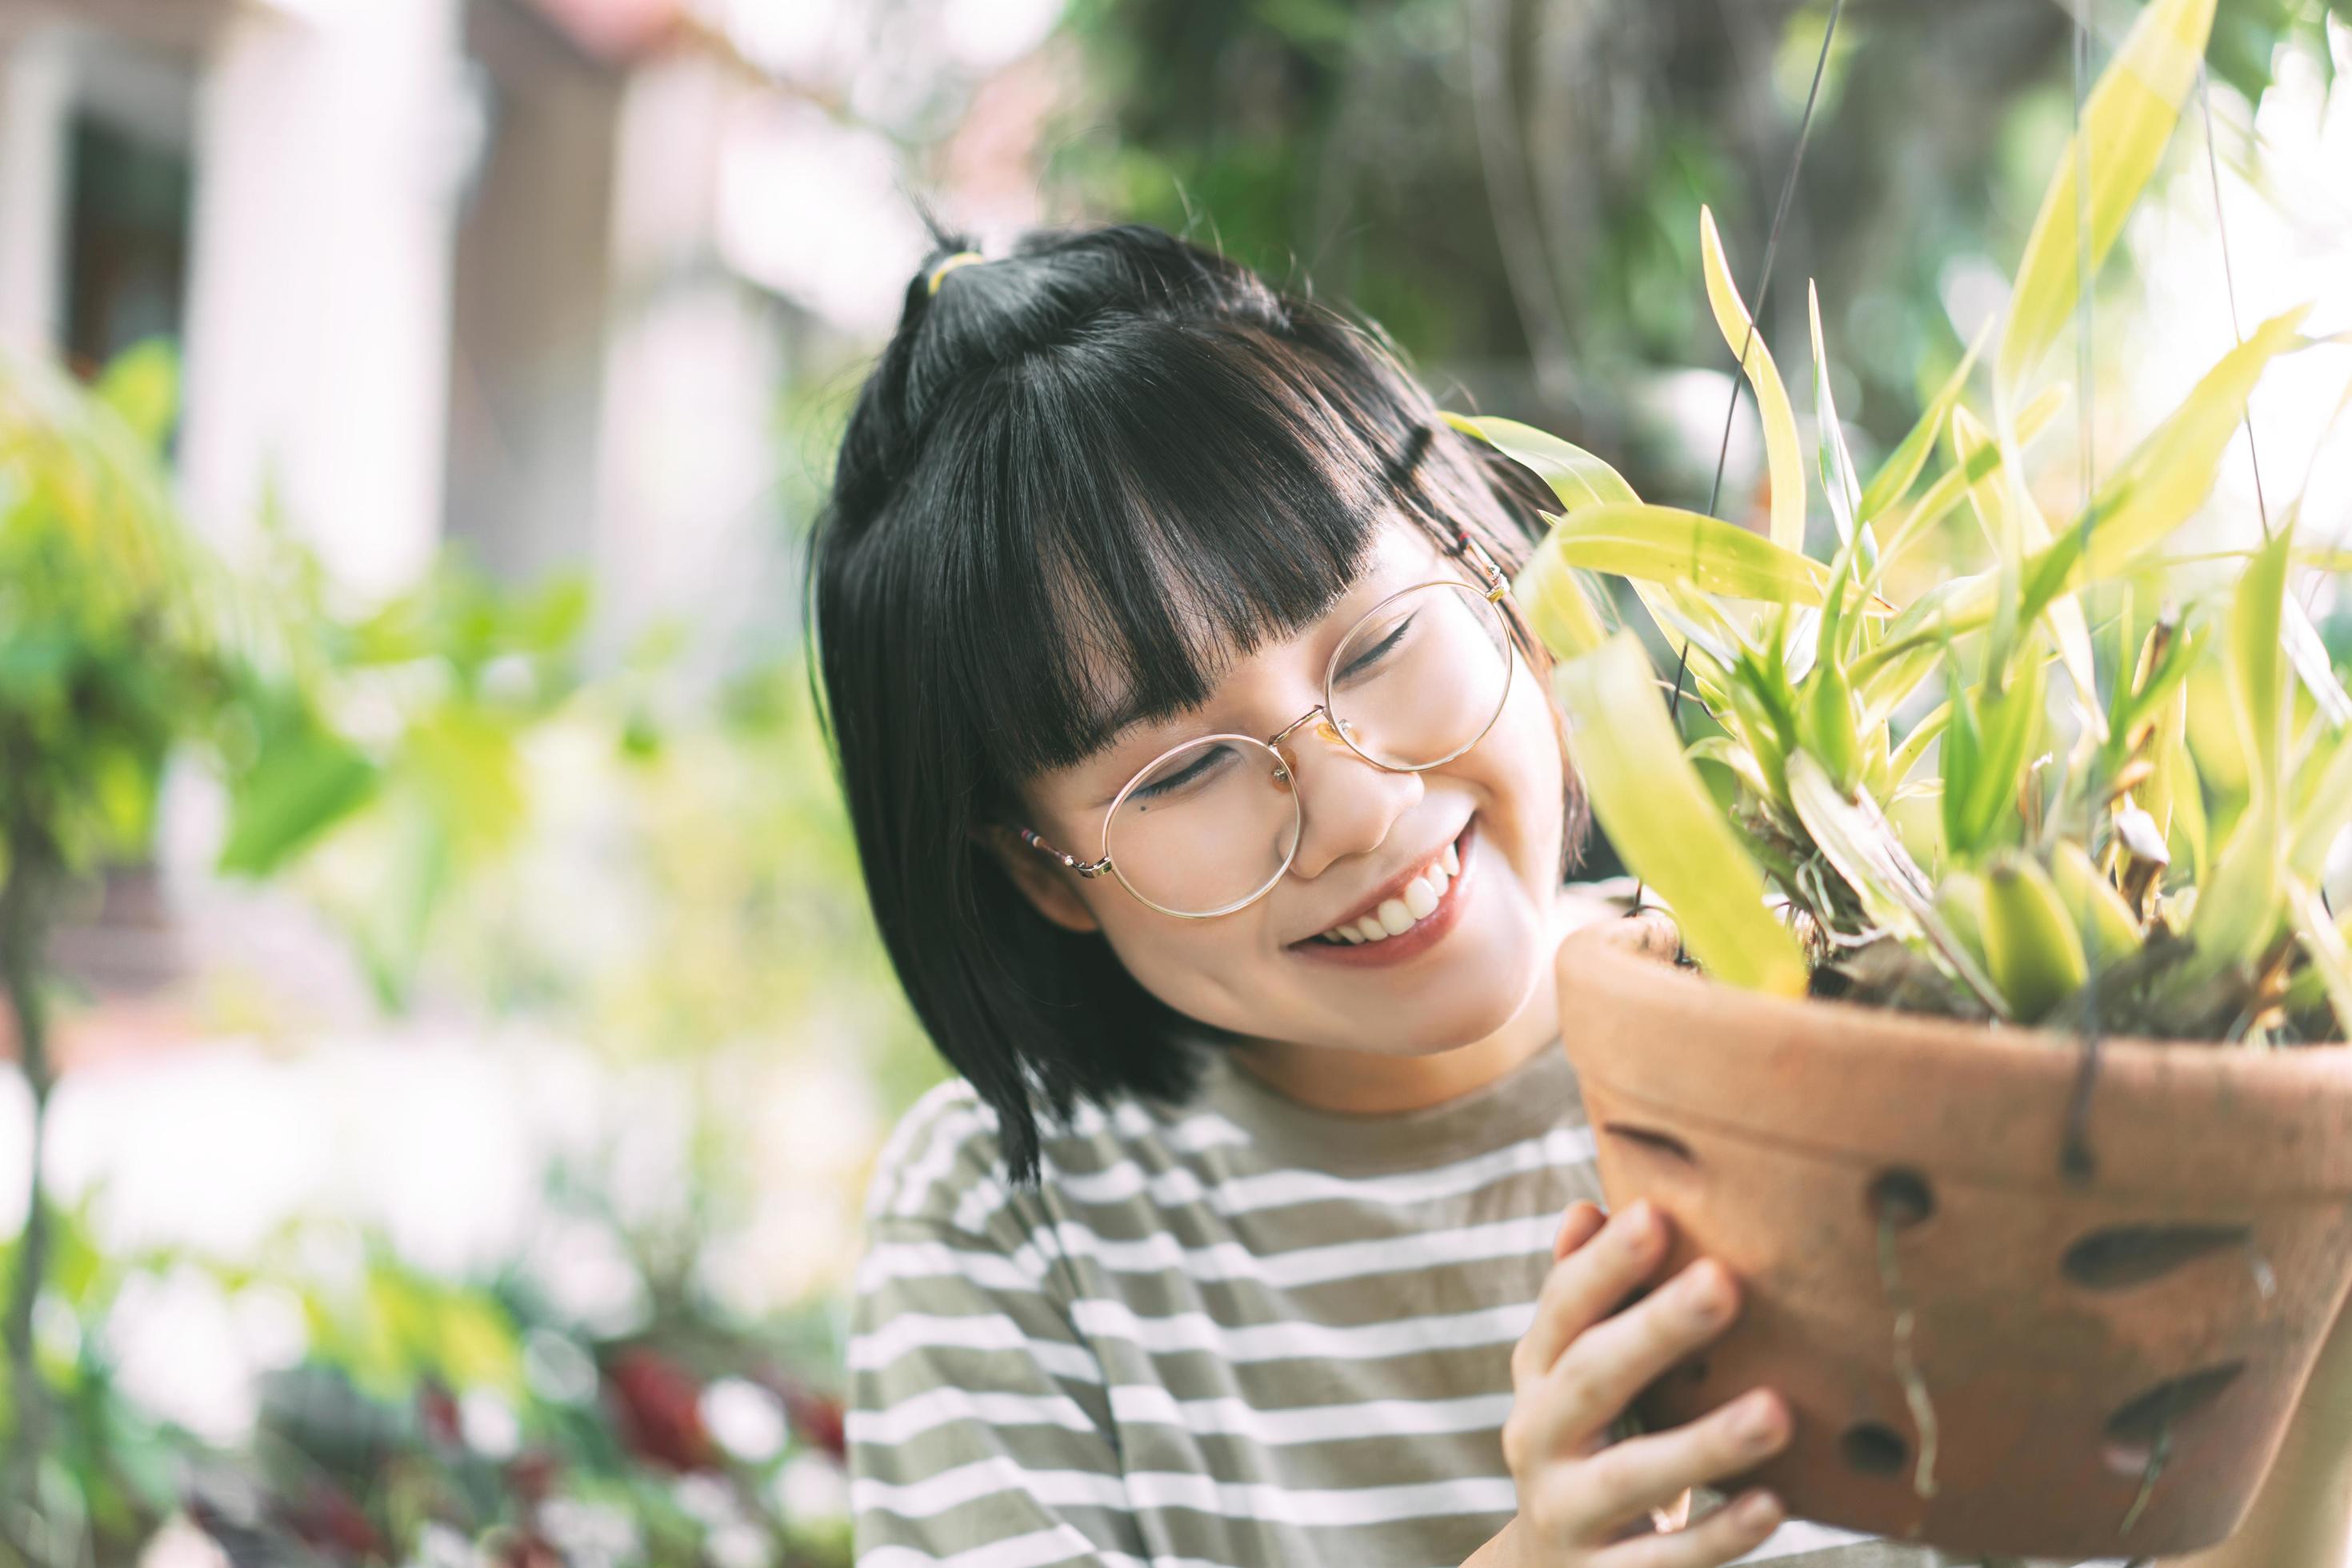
[1622,1201,1656,1240]
[1738,1393,1780,1442]
[1738,1490,1782,1529]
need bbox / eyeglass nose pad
[1270,743,1300,793]
[1314,718,1345,745]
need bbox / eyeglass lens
[1102,582,1511,916]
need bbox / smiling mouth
[1300,823,1469,947]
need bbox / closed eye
[1336,612,1416,684]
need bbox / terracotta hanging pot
[1556,921,2352,1560]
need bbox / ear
[982,826,1102,934]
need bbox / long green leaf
[1699,206,1806,553]
[1858,320,1992,526]
[1515,526,1610,658]
[1809,281,1866,549]
[1554,631,1810,995]
[1445,413,1640,510]
[2183,530,2294,982]
[2290,877,2352,1038]
[1542,502,1839,605]
[2079,306,2312,575]
[1786,751,2009,1015]
[1996,0,2218,400]
[1454,414,1636,660]
[1875,385,2066,577]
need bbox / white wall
[178,0,474,600]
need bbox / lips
[1287,819,1478,967]
[1309,834,1463,945]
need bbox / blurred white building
[0,0,817,647]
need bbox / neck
[1226,888,1606,1116]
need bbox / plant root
[1875,1204,1940,1499]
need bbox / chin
[1363,918,1547,1053]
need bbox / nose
[1282,721,1422,882]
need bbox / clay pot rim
[1558,921,2352,1193]
[1561,919,2352,1080]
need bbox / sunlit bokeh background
[0,0,2347,1562]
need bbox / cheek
[1476,658,1570,870]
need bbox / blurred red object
[604,1345,717,1470]
[775,1378,847,1462]
[286,1479,386,1558]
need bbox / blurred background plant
[0,0,2346,1563]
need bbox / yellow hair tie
[926,251,986,294]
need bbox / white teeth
[1316,840,1468,945]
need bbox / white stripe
[858,1526,1238,1568]
[849,1312,1103,1383]
[1038,1210,1559,1290]
[890,1102,998,1219]
[1073,1297,1532,1363]
[1108,1386,1513,1446]
[856,1455,1130,1520]
[952,1124,1596,1235]
[859,1457,1514,1529]
[1062,1099,1250,1152]
[867,1210,1560,1298]
[855,1524,1122,1568]
[848,1386,1099,1447]
[857,1238,1047,1296]
[1122,1470,1516,1526]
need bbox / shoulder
[860,1071,1247,1239]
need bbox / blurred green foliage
[1051,0,2346,497]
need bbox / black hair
[810,222,1588,1186]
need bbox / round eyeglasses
[1015,537,1517,918]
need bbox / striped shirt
[847,1034,2096,1568]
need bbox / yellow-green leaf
[1858,320,1992,526]
[1809,281,1865,547]
[2289,878,2352,1038]
[1445,413,1639,510]
[1554,631,1809,996]
[1786,751,2007,1013]
[1875,385,2066,575]
[2080,306,2312,576]
[1699,206,1806,553]
[1546,502,1838,605]
[1514,526,1611,658]
[1982,852,2089,1022]
[1996,0,2218,400]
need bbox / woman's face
[1009,515,1570,1058]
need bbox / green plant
[1462,0,2352,1044]
[0,340,602,1557]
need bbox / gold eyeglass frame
[1014,530,1515,919]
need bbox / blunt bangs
[922,318,1481,789]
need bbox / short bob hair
[811,222,1589,1186]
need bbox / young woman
[810,225,2352,1568]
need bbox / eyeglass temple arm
[1016,826,1112,879]
[1447,526,1509,602]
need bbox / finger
[1518,1257,1739,1460]
[1510,1202,1670,1390]
[1536,1388,1790,1542]
[1556,1201,1607,1262]
[1593,1488,1784,1568]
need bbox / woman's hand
[1496,1198,1791,1566]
